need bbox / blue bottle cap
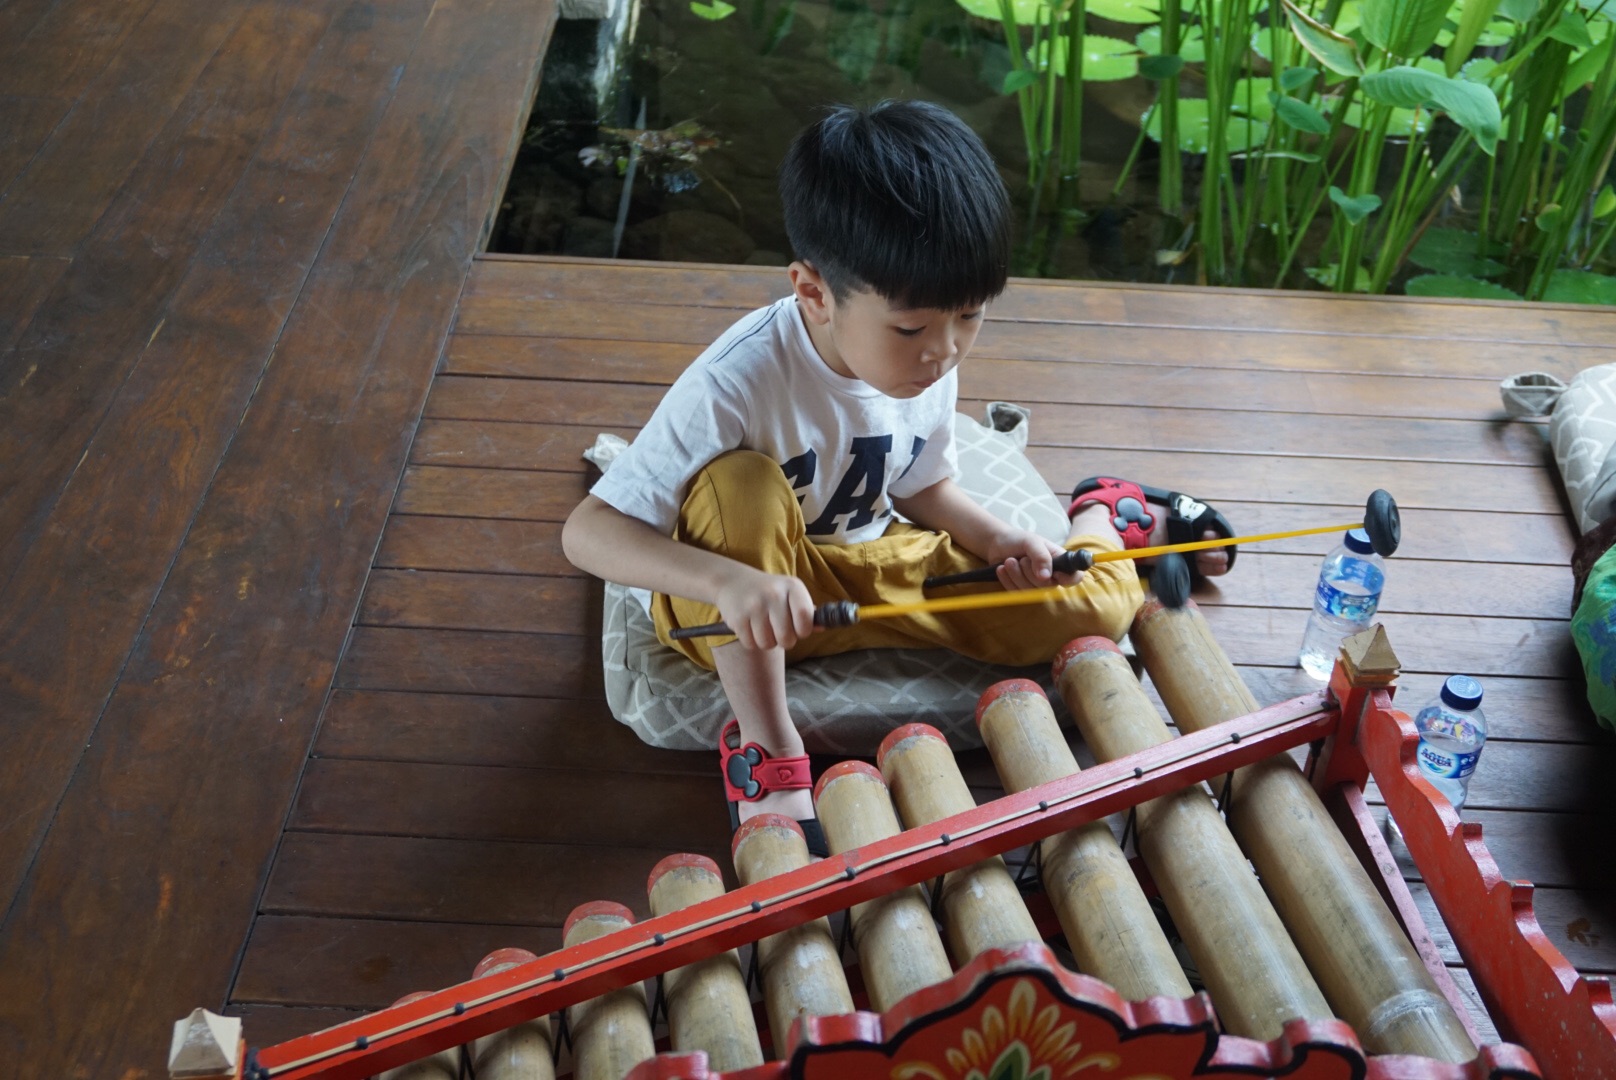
[1440,674,1484,710]
[1343,528,1375,555]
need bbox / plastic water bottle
[1414,675,1487,812]
[1297,528,1386,680]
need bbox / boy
[562,100,1233,851]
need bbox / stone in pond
[622,209,754,264]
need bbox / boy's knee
[678,451,803,563]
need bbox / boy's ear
[789,261,834,325]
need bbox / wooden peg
[1339,624,1400,687]
[168,1009,243,1080]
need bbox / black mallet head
[1364,489,1401,557]
[1150,551,1192,609]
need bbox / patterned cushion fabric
[599,405,1075,754]
[1506,365,1616,533]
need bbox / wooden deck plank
[263,833,723,925]
[0,0,323,580]
[0,94,73,195]
[0,0,251,255]
[465,257,1616,349]
[451,298,1602,380]
[0,0,555,1075]
[375,517,575,576]
[291,760,730,851]
[417,381,1550,468]
[234,916,568,1010]
[315,690,711,774]
[0,0,421,917]
[0,253,70,354]
[444,337,1529,423]
[0,0,164,101]
[337,626,602,698]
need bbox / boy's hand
[987,529,1086,591]
[714,567,819,651]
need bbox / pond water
[489,0,1190,283]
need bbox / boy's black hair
[780,100,1010,311]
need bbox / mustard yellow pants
[652,452,1144,671]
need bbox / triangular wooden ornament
[1338,624,1399,686]
[168,1008,242,1078]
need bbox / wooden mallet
[667,490,1400,640]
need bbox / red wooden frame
[239,658,1616,1080]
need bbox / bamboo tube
[469,949,555,1080]
[812,762,953,1010]
[646,855,764,1072]
[378,992,460,1080]
[974,680,1192,1002]
[1053,637,1333,1041]
[1130,599,1476,1062]
[563,902,656,1080]
[877,724,1041,962]
[731,815,856,1051]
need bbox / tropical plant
[965,0,1616,298]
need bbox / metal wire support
[928,873,947,919]
[1216,772,1235,816]
[1012,841,1044,890]
[1120,805,1139,854]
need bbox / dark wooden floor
[0,1,555,1077]
[5,1,1616,1075]
[227,255,1616,1050]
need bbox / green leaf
[1307,263,1374,291]
[1137,24,1206,61]
[1032,34,1141,80]
[1275,94,1333,132]
[1497,0,1538,19]
[1281,65,1321,90]
[1549,8,1596,46]
[1329,185,1383,223]
[1359,65,1502,153]
[1232,77,1277,120]
[1536,203,1564,231]
[1405,274,1523,298]
[1564,32,1614,95]
[1360,0,1454,57]
[1544,269,1616,304]
[1144,97,1271,153]
[1002,68,1039,93]
[1595,185,1616,218]
[1087,0,1164,23]
[1341,99,1429,135]
[689,0,736,18]
[1282,0,1366,75]
[1409,228,1508,275]
[1444,0,1505,72]
[1258,148,1325,161]
[1139,53,1186,78]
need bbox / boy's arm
[892,477,1077,590]
[562,495,817,649]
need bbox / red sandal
[721,719,829,857]
[1068,477,1237,580]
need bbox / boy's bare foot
[739,786,816,823]
[1067,478,1236,580]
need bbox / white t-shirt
[592,296,959,547]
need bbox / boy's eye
[962,310,983,321]
[894,326,924,337]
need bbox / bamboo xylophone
[170,605,1616,1080]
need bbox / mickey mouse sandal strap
[1068,477,1156,549]
[720,718,812,803]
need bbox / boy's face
[790,263,984,399]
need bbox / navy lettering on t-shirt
[895,436,927,483]
[780,448,817,503]
[805,435,892,535]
